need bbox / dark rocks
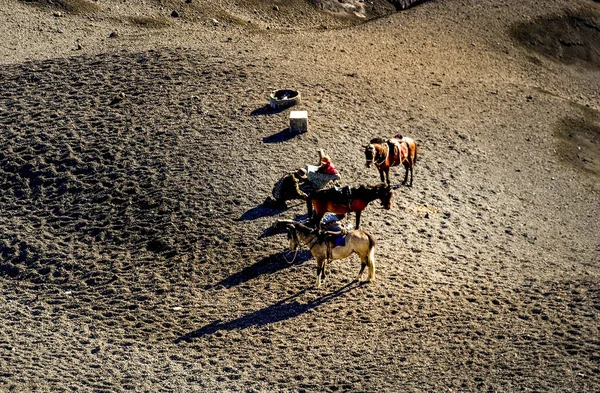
[108,92,125,106]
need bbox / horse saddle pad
[399,143,408,161]
[328,233,346,248]
[389,139,408,162]
[319,186,351,205]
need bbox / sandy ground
[1,0,599,391]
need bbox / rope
[283,248,299,264]
[374,143,389,167]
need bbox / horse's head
[379,184,393,210]
[364,144,376,168]
[286,224,300,251]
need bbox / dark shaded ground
[0,0,599,392]
[511,7,600,69]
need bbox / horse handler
[266,168,309,208]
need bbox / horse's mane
[369,137,387,145]
[353,182,388,196]
[355,182,386,191]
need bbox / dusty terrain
[1,0,599,392]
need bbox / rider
[317,154,352,203]
[317,155,339,176]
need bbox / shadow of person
[237,203,284,221]
[214,250,312,289]
[174,282,360,342]
[262,128,303,144]
[238,201,307,221]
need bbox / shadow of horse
[263,128,304,144]
[214,250,312,289]
[174,282,360,342]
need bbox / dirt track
[1,0,599,391]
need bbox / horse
[364,135,417,186]
[307,182,393,229]
[282,220,376,287]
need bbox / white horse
[281,220,376,287]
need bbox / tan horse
[364,135,417,186]
[282,220,376,287]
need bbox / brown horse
[307,183,393,229]
[364,135,417,186]
[282,220,376,287]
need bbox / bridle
[285,227,319,263]
[380,188,393,208]
[366,144,388,167]
[288,227,319,250]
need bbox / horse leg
[379,169,385,184]
[315,213,325,229]
[356,260,367,282]
[316,258,326,287]
[309,207,323,228]
[385,168,391,186]
[355,211,361,230]
[306,198,313,220]
[409,165,414,187]
[402,164,409,185]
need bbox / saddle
[387,138,408,166]
[332,185,352,206]
[317,227,348,261]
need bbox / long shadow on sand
[175,282,360,342]
[214,250,312,289]
[250,104,288,116]
[238,203,283,221]
[263,128,303,144]
[238,201,307,221]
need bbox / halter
[287,227,319,262]
[366,144,387,166]
[365,146,374,164]
[373,144,389,167]
[288,225,342,265]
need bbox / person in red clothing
[317,155,339,176]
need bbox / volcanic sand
[1,0,599,391]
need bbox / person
[303,149,341,191]
[317,155,339,176]
[267,168,309,208]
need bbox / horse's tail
[413,141,418,165]
[365,230,376,281]
[365,230,376,251]
[403,137,416,166]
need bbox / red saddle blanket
[389,139,408,164]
